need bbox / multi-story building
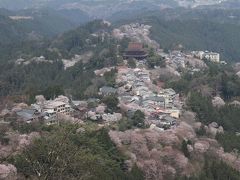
[204,52,220,63]
[30,96,73,125]
[43,101,71,116]
[192,51,220,63]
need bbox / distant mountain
[176,0,228,8]
[214,0,240,9]
[0,8,92,38]
[0,0,235,18]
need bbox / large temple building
[123,42,148,60]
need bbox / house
[165,108,181,119]
[163,116,177,125]
[159,88,177,107]
[143,96,165,108]
[99,86,117,96]
[156,115,177,129]
[87,98,100,104]
[87,111,102,121]
[119,95,140,104]
[134,86,150,96]
[102,113,122,122]
[16,109,44,123]
[192,51,205,59]
[123,42,148,60]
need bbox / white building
[31,95,73,125]
[204,52,220,63]
[43,101,71,116]
[192,51,220,63]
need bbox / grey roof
[16,109,45,121]
[88,98,100,103]
[100,86,117,94]
[144,96,165,102]
[163,116,176,123]
[16,109,37,120]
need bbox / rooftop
[44,101,66,109]
[100,86,117,94]
[128,42,144,51]
[144,96,165,102]
[16,109,43,120]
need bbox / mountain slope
[0,8,91,61]
[149,18,240,61]
[0,7,92,46]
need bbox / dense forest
[0,20,128,101]
[148,18,240,61]
[182,158,240,180]
[165,61,240,156]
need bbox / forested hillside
[149,18,240,61]
[0,9,72,40]
[0,20,127,101]
[0,8,93,62]
[1,1,240,180]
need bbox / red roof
[128,42,143,51]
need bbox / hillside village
[2,21,240,180]
[116,66,181,129]
[1,23,226,129]
[7,64,182,130]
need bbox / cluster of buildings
[168,51,187,69]
[16,94,124,126]
[72,99,123,123]
[16,96,72,125]
[158,50,204,75]
[116,66,182,129]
